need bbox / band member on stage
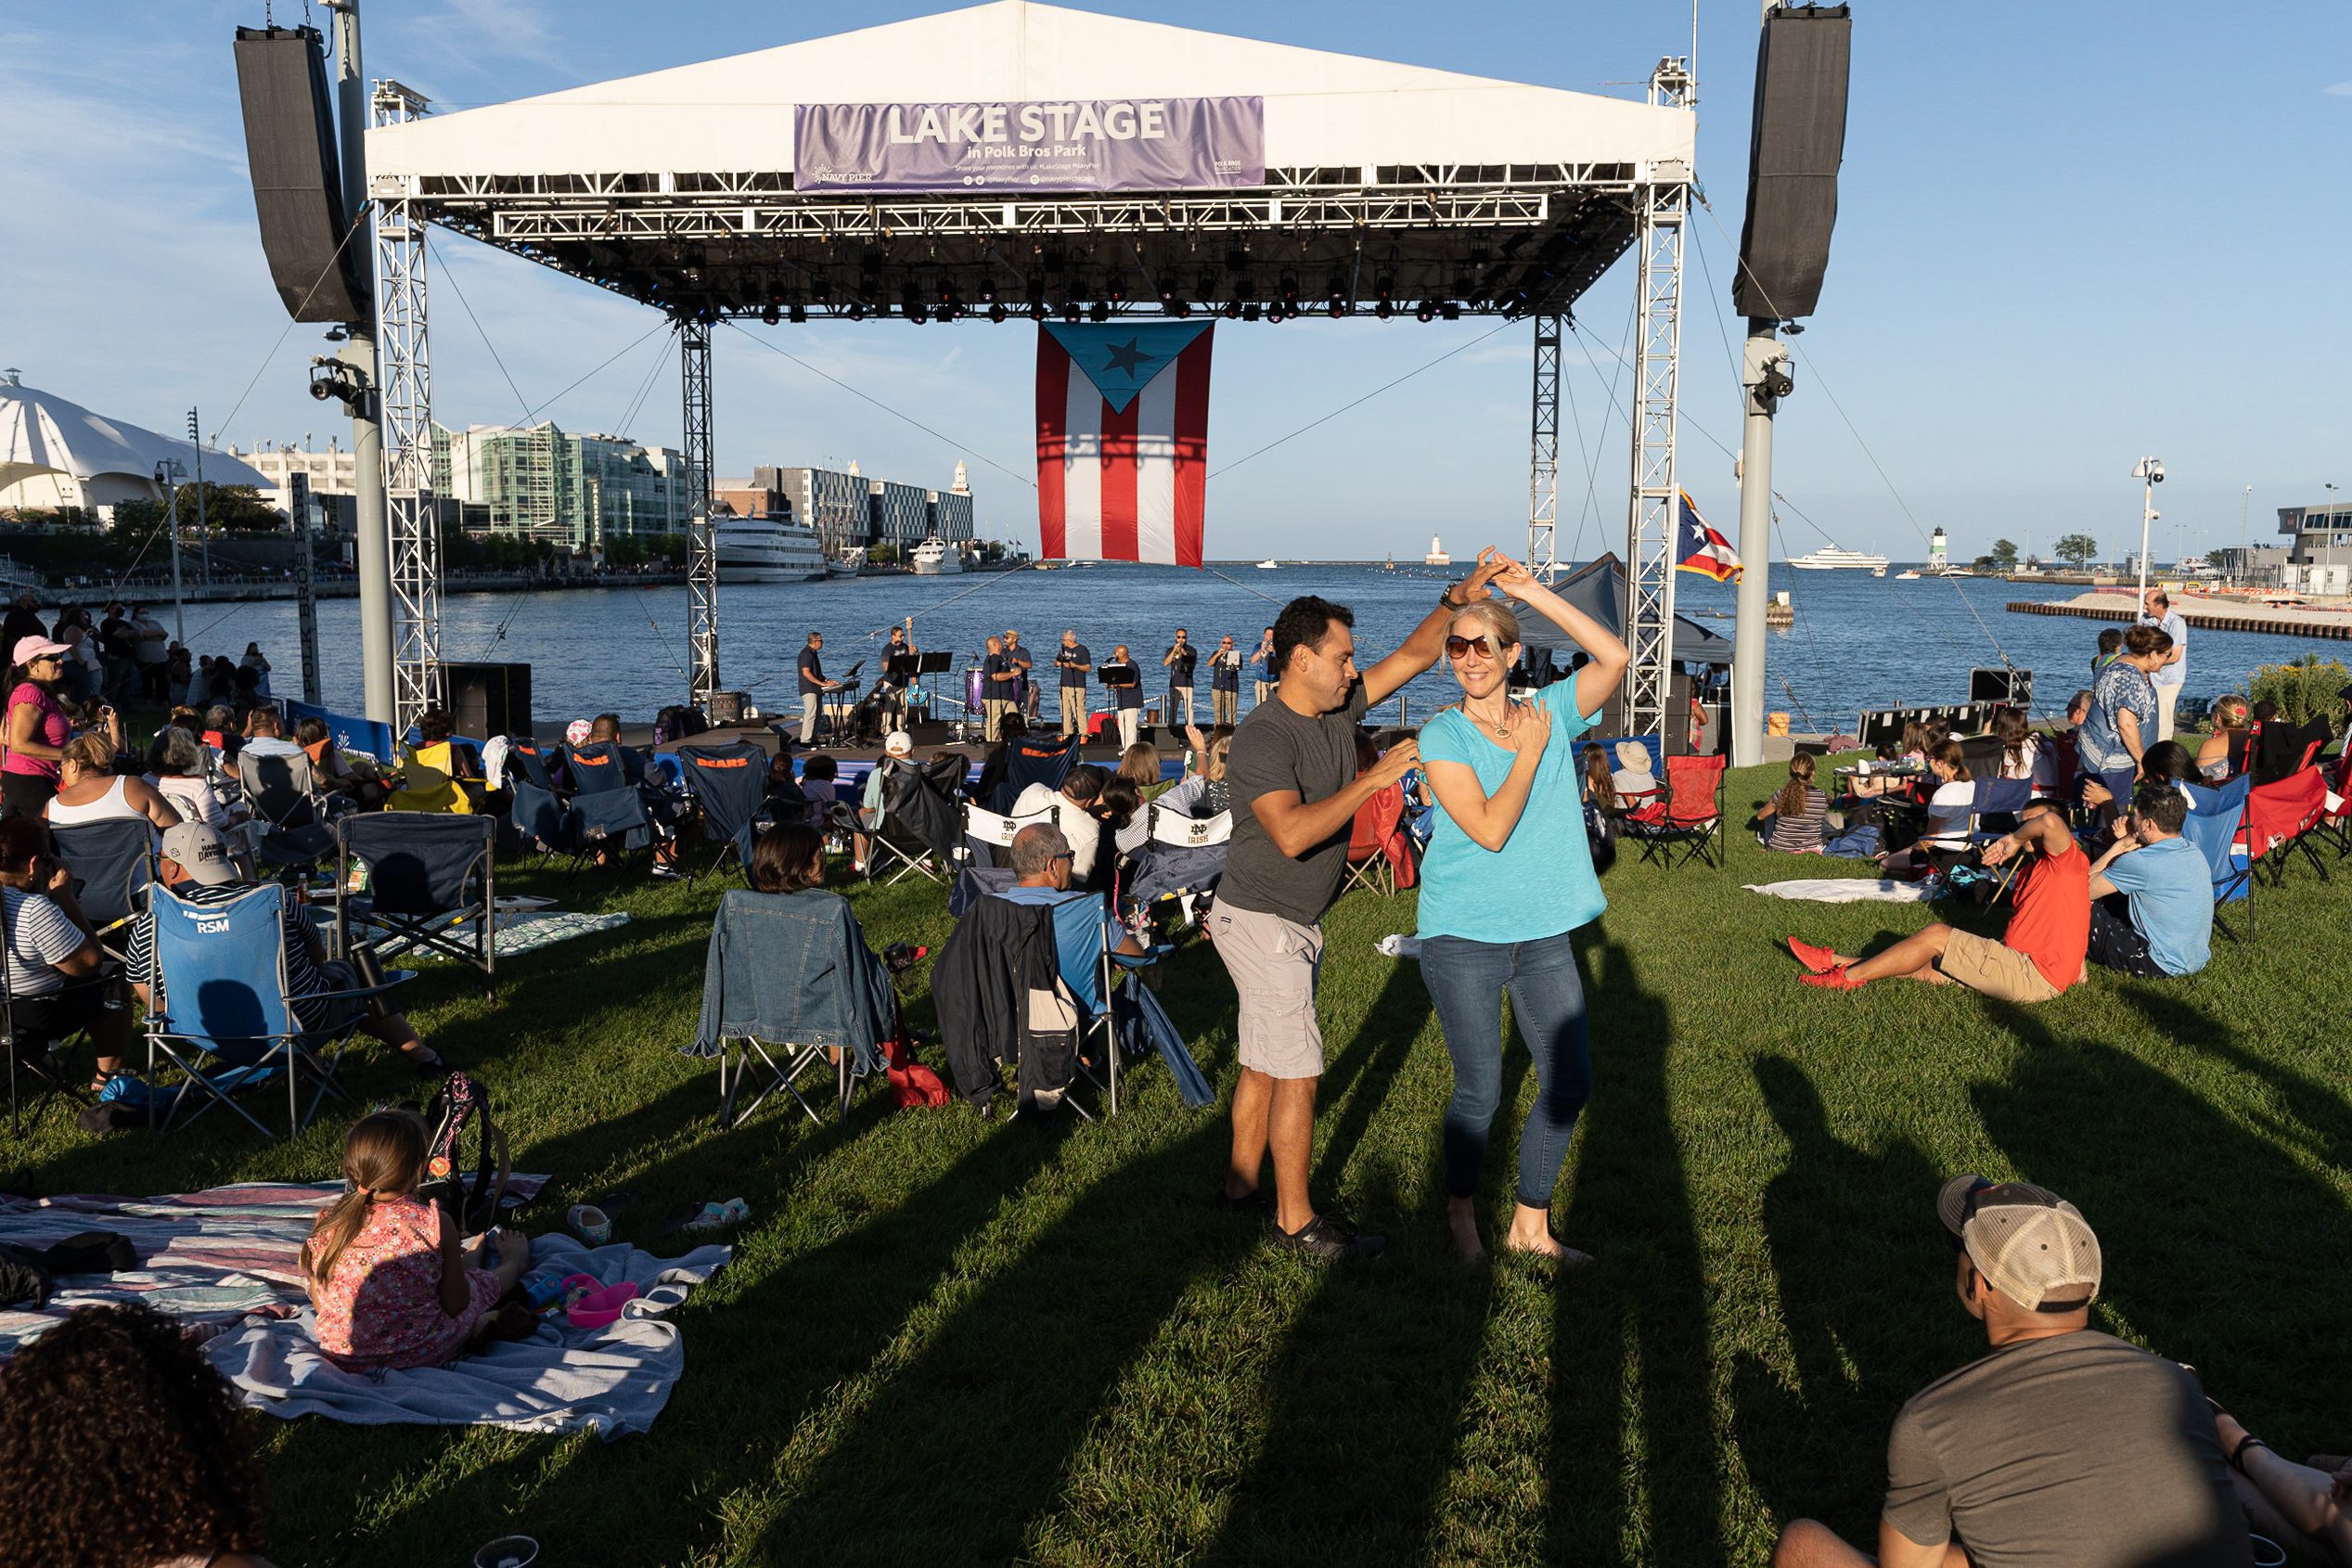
[880,620,920,730]
[1103,645,1144,749]
[1003,629,1036,719]
[1209,635,1243,726]
[797,632,842,745]
[982,635,1018,740]
[1055,629,1093,739]
[1252,627,1278,708]
[1163,629,1198,727]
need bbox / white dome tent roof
[0,371,267,516]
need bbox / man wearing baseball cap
[125,822,450,1078]
[1773,1176,2250,1568]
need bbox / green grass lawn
[16,755,2351,1566]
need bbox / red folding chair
[1624,753,1728,869]
[2319,747,2352,859]
[2236,767,2330,888]
[1340,783,1402,896]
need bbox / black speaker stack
[442,662,532,742]
[233,27,372,324]
[1733,5,1852,323]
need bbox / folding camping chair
[2315,744,2352,860]
[869,753,965,884]
[333,814,497,992]
[2237,767,2330,889]
[2181,775,2253,942]
[1117,805,1233,932]
[1965,778,2034,844]
[961,800,1056,868]
[1339,784,1405,897]
[987,731,1083,814]
[675,741,770,883]
[559,741,658,876]
[236,750,336,869]
[53,816,156,960]
[985,888,1169,1121]
[1623,753,1728,869]
[694,889,891,1127]
[143,883,410,1140]
[499,735,557,791]
[0,894,102,1137]
[2026,731,2076,803]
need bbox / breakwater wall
[2006,595,2352,641]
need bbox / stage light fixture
[1156,275,1177,304]
[788,302,807,324]
[1108,277,1126,303]
[761,303,781,326]
[1278,273,1300,304]
[1376,299,1394,320]
[934,302,956,322]
[1223,299,1244,320]
[988,302,1009,323]
[1441,302,1461,321]
[1171,299,1191,318]
[1028,301,1049,322]
[1089,300,1112,323]
[846,300,867,321]
[1415,300,1436,323]
[1326,297,1346,319]
[1060,301,1081,324]
[1240,302,1261,322]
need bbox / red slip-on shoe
[1799,965,1861,992]
[1786,937,1841,974]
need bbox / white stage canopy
[0,372,266,515]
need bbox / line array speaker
[442,662,532,742]
[234,26,371,324]
[1733,5,1852,322]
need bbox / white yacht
[714,517,828,583]
[910,537,965,576]
[1255,559,1279,570]
[1786,545,1891,572]
[1423,533,1452,567]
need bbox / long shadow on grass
[1194,959,1497,1565]
[1729,1057,1943,1546]
[1545,935,1721,1563]
[1976,999,2352,1439]
[2124,989,2352,1170]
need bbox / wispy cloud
[2327,80,2352,96]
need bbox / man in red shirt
[1787,803,2089,1000]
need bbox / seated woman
[302,1108,530,1373]
[740,819,903,1056]
[1877,739,1973,877]
[1992,705,2039,781]
[45,733,181,841]
[1098,773,1147,859]
[293,715,387,809]
[0,1302,278,1566]
[386,709,478,814]
[148,723,248,840]
[2197,694,2251,783]
[1755,752,1829,854]
[1157,724,1233,818]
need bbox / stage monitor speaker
[706,690,749,726]
[1732,5,1852,321]
[442,662,532,741]
[1969,668,2033,708]
[234,27,371,324]
[906,721,954,748]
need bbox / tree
[2024,553,2042,571]
[1973,554,1998,572]
[1989,538,2020,572]
[169,482,281,531]
[868,542,899,566]
[2053,533,2099,569]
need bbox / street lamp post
[2132,456,2165,600]
[155,458,188,642]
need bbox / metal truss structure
[1525,314,1563,583]
[1621,58,1693,737]
[677,316,719,706]
[372,80,441,735]
[370,100,1689,719]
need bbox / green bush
[2243,652,2349,727]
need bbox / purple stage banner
[793,97,1265,194]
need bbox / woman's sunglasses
[1445,635,1498,659]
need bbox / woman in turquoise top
[1416,548,1628,1264]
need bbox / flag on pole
[1036,320,1215,565]
[1673,491,1742,583]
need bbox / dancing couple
[1213,547,1627,1262]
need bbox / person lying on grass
[1772,1176,2250,1568]
[1787,801,2088,1002]
[302,1108,531,1372]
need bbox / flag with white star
[1035,320,1215,566]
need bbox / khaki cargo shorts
[1212,902,1325,1080]
[1939,928,2063,1004]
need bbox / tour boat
[714,517,828,584]
[1786,546,1891,572]
[910,537,965,575]
[1895,569,1921,580]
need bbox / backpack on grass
[417,1072,510,1233]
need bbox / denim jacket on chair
[687,890,894,1071]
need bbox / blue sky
[3,1,2346,562]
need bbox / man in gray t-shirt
[1214,564,1498,1261]
[1773,1176,2250,1568]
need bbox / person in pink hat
[3,635,77,819]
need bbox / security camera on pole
[2132,456,2165,599]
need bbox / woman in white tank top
[44,733,183,836]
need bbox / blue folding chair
[676,742,770,883]
[333,814,497,991]
[1966,778,2034,843]
[2181,776,2253,942]
[144,884,409,1139]
[559,741,655,875]
[499,735,557,791]
[999,889,1172,1121]
[54,816,157,960]
[988,732,1083,815]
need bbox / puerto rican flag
[1036,321,1214,565]
[1673,490,1743,583]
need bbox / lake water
[195,564,2344,735]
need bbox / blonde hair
[302,1110,430,1299]
[1449,600,1523,653]
[1202,730,1233,783]
[1775,752,1817,818]
[2212,695,2249,731]
[60,733,114,775]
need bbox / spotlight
[789,302,808,324]
[1278,273,1300,305]
[1266,303,1285,324]
[761,303,781,326]
[1156,275,1177,305]
[1061,301,1081,324]
[934,302,956,322]
[1326,296,1346,319]
[988,302,1009,323]
[1441,302,1461,321]
[1169,298,1191,318]
[846,300,867,321]
[1222,298,1243,320]
[1028,301,1049,322]
[1089,300,1111,323]
[1240,302,1261,322]
[1415,299,1436,323]
[1107,277,1126,304]
[1375,298,1394,320]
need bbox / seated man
[2085,780,2211,978]
[996,822,1143,960]
[1773,1176,2248,1568]
[0,815,133,1093]
[1013,764,1106,882]
[237,704,304,760]
[1787,801,2088,1001]
[126,822,449,1078]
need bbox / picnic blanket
[0,1179,726,1440]
[1741,879,1934,904]
[341,905,631,960]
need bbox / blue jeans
[1418,930,1591,1207]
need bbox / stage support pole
[679,315,720,709]
[1731,322,1779,767]
[328,0,394,725]
[1526,314,1562,583]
